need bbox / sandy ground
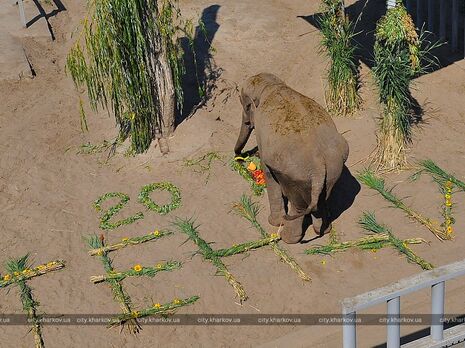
[1,0,465,347]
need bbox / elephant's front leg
[263,165,285,227]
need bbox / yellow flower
[47,262,56,267]
[3,274,11,281]
[371,249,378,253]
[133,264,143,272]
[447,188,452,194]
[445,194,451,200]
[446,181,453,188]
[130,113,136,121]
[153,303,162,309]
[153,230,160,237]
[13,272,20,277]
[22,269,31,275]
[270,233,279,239]
[446,201,452,207]
[446,219,452,225]
[232,244,238,248]
[155,263,163,269]
[122,238,129,242]
[447,226,453,235]
[36,265,46,271]
[321,260,326,265]
[132,311,139,318]
[173,298,181,305]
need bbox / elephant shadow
[300,166,361,243]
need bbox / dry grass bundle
[232,195,311,281]
[357,169,446,240]
[173,218,248,302]
[318,0,361,116]
[211,235,280,258]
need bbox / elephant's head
[234,73,284,155]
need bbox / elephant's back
[259,87,334,137]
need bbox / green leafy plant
[318,0,361,116]
[371,2,439,171]
[66,0,198,154]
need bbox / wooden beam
[452,0,458,52]
[427,0,434,32]
[439,0,447,40]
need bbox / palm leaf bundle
[88,230,172,256]
[318,0,361,116]
[357,169,446,240]
[358,212,433,270]
[2,255,65,348]
[109,295,199,327]
[86,235,141,333]
[90,261,182,284]
[232,195,311,281]
[305,233,426,255]
[174,218,248,302]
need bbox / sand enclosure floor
[1,0,465,347]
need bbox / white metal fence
[342,259,465,348]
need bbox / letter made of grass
[86,234,198,333]
[93,192,144,230]
[305,226,427,257]
[232,195,311,281]
[66,0,196,154]
[317,0,361,117]
[412,159,462,238]
[371,3,438,171]
[0,255,65,348]
[357,169,446,240]
[358,212,433,270]
[174,218,249,302]
[138,182,182,215]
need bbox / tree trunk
[153,3,176,155]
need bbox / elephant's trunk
[234,122,252,155]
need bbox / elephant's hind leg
[311,198,332,236]
[263,165,285,227]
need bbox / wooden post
[439,0,447,40]
[406,0,414,14]
[427,0,434,32]
[452,0,458,52]
[18,0,26,27]
[416,0,426,29]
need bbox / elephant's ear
[242,94,256,127]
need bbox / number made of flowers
[93,192,144,230]
[138,182,182,215]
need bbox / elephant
[234,73,349,244]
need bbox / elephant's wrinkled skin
[234,73,349,244]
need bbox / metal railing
[342,258,465,348]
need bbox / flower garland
[230,156,266,196]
